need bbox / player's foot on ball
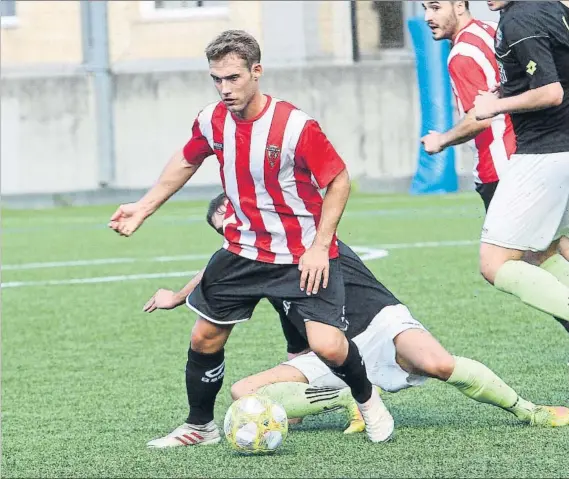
[357,387,394,443]
[530,406,569,427]
[342,386,382,435]
[146,421,221,448]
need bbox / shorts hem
[185,296,250,325]
[480,237,541,252]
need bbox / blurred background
[0,0,499,208]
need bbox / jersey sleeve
[448,55,490,112]
[295,120,346,189]
[506,17,560,89]
[182,117,214,166]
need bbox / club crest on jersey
[266,145,281,167]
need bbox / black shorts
[475,181,499,212]
[187,248,346,330]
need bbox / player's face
[211,198,228,235]
[423,1,460,40]
[486,1,510,11]
[209,54,262,115]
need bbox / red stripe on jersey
[292,121,339,260]
[263,102,304,259]
[211,104,242,255]
[458,31,500,84]
[234,123,275,263]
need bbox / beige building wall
[0,1,263,67]
[108,1,263,64]
[0,1,82,65]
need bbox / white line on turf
[1,240,478,289]
[2,254,212,271]
[1,271,200,289]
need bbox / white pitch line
[376,240,478,249]
[1,241,477,272]
[1,271,199,289]
[2,254,212,271]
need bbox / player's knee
[419,352,455,381]
[309,333,346,366]
[190,318,231,354]
[230,380,251,400]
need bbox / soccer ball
[224,394,288,455]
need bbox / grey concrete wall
[1,60,474,204]
[1,73,99,195]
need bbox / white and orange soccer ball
[223,394,288,455]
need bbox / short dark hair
[464,1,469,10]
[205,30,261,70]
[206,193,227,235]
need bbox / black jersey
[269,241,401,354]
[495,1,569,154]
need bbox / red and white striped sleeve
[448,54,489,113]
[182,117,213,166]
[295,120,346,189]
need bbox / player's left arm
[475,19,564,119]
[143,268,205,313]
[296,120,350,295]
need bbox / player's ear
[251,63,263,81]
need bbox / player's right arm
[109,117,213,237]
[422,55,494,154]
[143,268,205,313]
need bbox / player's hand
[298,244,329,295]
[421,130,445,155]
[143,289,183,313]
[108,202,149,237]
[474,90,500,120]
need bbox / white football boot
[147,420,221,448]
[357,387,394,442]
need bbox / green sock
[540,254,569,288]
[447,356,535,422]
[256,382,350,419]
[494,260,569,320]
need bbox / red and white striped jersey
[183,96,345,264]
[448,19,516,184]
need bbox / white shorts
[283,304,428,393]
[481,152,569,252]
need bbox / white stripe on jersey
[279,108,317,251]
[197,102,217,150]
[457,21,497,52]
[249,99,291,259]
[448,43,496,88]
[222,113,258,260]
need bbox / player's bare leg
[305,321,393,442]
[559,236,569,262]
[231,363,374,433]
[147,317,233,448]
[393,328,569,427]
[231,364,308,425]
[480,242,569,320]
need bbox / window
[1,0,18,28]
[351,1,406,60]
[140,0,228,20]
